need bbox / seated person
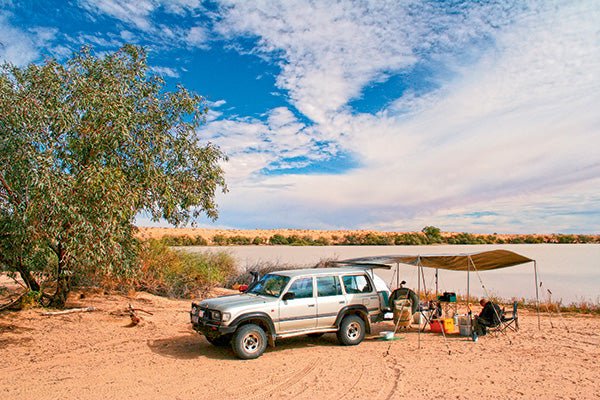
[472,298,502,338]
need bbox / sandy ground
[1,290,599,400]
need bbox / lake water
[184,244,599,305]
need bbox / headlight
[212,310,221,321]
[222,312,231,322]
[191,305,198,314]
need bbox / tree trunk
[16,265,41,292]
[49,242,70,308]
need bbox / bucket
[459,324,472,336]
[380,331,395,340]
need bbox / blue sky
[2,0,599,233]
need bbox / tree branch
[41,307,97,316]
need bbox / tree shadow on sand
[0,322,35,347]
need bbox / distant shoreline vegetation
[144,226,600,247]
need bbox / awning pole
[534,260,541,330]
[435,268,439,297]
[467,258,470,312]
[417,258,421,350]
[396,262,399,289]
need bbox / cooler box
[430,319,454,334]
[430,320,443,333]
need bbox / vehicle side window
[317,276,342,297]
[287,277,314,299]
[342,275,373,294]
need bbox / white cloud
[205,0,600,233]
[0,13,56,65]
[215,0,513,124]
[186,26,208,48]
[150,65,179,78]
[79,0,156,31]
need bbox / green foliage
[422,226,442,243]
[0,45,227,306]
[228,235,253,245]
[447,232,487,245]
[160,235,208,246]
[20,291,42,309]
[393,233,427,245]
[556,234,576,244]
[269,234,289,245]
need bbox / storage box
[430,319,455,334]
[442,318,455,333]
[437,292,457,302]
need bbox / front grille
[192,306,220,322]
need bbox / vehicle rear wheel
[337,315,365,346]
[205,334,232,347]
[232,324,267,359]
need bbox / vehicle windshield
[247,274,290,297]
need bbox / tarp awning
[339,249,534,271]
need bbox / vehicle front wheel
[337,315,366,346]
[231,324,267,359]
[205,334,232,347]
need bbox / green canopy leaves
[0,45,227,306]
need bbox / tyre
[231,324,267,359]
[336,315,366,346]
[389,288,419,315]
[205,334,232,347]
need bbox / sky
[1,0,599,234]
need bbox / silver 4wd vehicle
[190,267,386,359]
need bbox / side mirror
[282,292,295,301]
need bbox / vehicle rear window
[317,276,342,297]
[287,277,314,299]
[342,275,373,294]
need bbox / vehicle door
[315,275,346,328]
[278,277,317,333]
[341,274,380,317]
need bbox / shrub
[135,240,236,298]
[269,234,289,245]
[212,235,229,245]
[228,235,252,245]
[226,261,297,287]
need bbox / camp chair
[488,301,519,336]
[499,301,519,332]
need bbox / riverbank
[137,227,600,246]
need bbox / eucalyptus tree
[0,45,227,307]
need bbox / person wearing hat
[472,298,503,341]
